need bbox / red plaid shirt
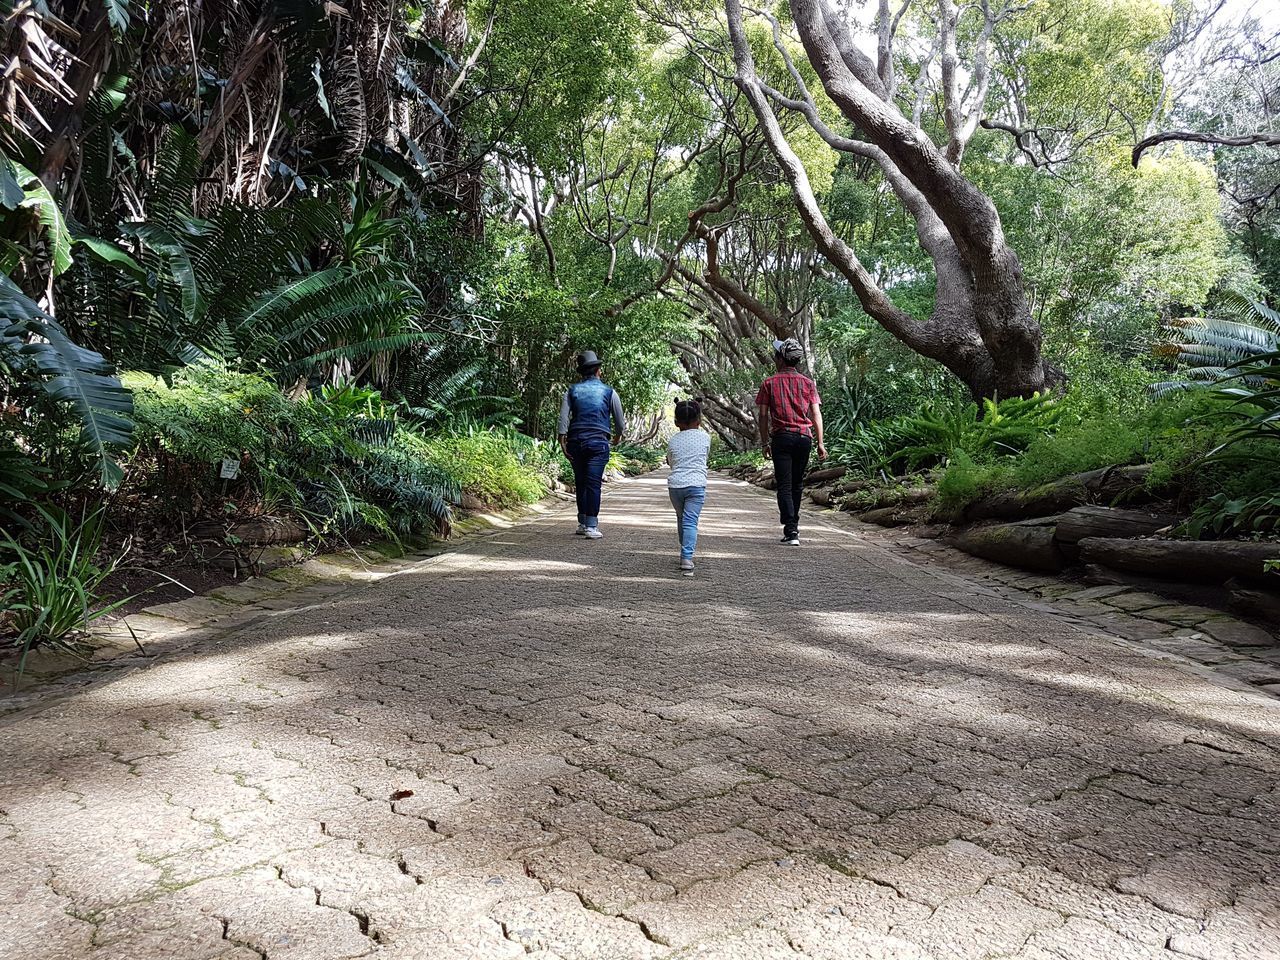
[755,370,821,437]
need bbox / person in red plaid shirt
[755,338,827,545]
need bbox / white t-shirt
[666,429,711,488]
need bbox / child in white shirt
[666,399,711,576]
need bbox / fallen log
[857,504,930,528]
[807,487,835,506]
[952,517,1067,572]
[966,464,1161,522]
[189,517,308,545]
[1054,505,1177,546]
[1078,537,1279,583]
[844,484,938,513]
[832,478,877,497]
[805,465,847,484]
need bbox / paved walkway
[3,474,1279,960]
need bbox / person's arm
[557,391,571,457]
[755,381,772,457]
[757,404,772,457]
[812,401,827,460]
[609,390,625,446]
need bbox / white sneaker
[575,524,587,535]
[584,527,603,539]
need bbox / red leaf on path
[390,789,414,801]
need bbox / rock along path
[3,473,1279,960]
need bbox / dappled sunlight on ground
[2,471,1279,958]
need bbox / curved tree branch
[1132,130,1280,166]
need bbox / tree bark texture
[724,0,1054,400]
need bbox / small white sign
[219,457,241,480]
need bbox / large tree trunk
[724,0,1054,399]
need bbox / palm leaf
[0,276,132,485]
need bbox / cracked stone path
[3,473,1280,960]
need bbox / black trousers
[771,431,812,537]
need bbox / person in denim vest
[558,351,626,539]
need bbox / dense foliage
[1,0,1278,650]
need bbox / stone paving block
[142,595,242,623]
[1061,586,1132,603]
[991,865,1193,946]
[866,840,1018,907]
[207,578,293,605]
[622,862,810,949]
[634,828,785,889]
[1104,592,1171,612]
[1196,619,1277,648]
[548,769,674,816]
[5,475,1280,960]
[275,841,421,915]
[782,913,935,960]
[647,760,765,804]
[850,805,987,859]
[359,916,528,960]
[401,862,546,923]
[489,890,665,959]
[1163,882,1280,960]
[542,800,672,860]
[1113,844,1270,919]
[893,885,1062,960]
[1141,604,1233,628]
[1146,633,1241,665]
[1215,660,1280,686]
[0,899,95,960]
[676,926,799,959]
[1017,917,1175,960]
[83,900,230,960]
[525,838,675,912]
[400,817,557,877]
[199,869,377,960]
[635,790,772,843]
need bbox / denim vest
[566,379,615,443]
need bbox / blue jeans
[668,486,706,560]
[568,437,610,528]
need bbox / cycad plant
[64,130,437,383]
[1152,293,1280,395]
[1159,295,1280,541]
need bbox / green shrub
[832,392,1061,477]
[707,447,765,471]
[125,366,291,467]
[426,428,548,509]
[1008,391,1228,490]
[1,507,132,674]
[124,366,554,537]
[611,443,665,475]
[936,452,1006,513]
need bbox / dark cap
[577,350,602,373]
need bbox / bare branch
[1132,130,1280,165]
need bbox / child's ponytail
[674,398,702,426]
